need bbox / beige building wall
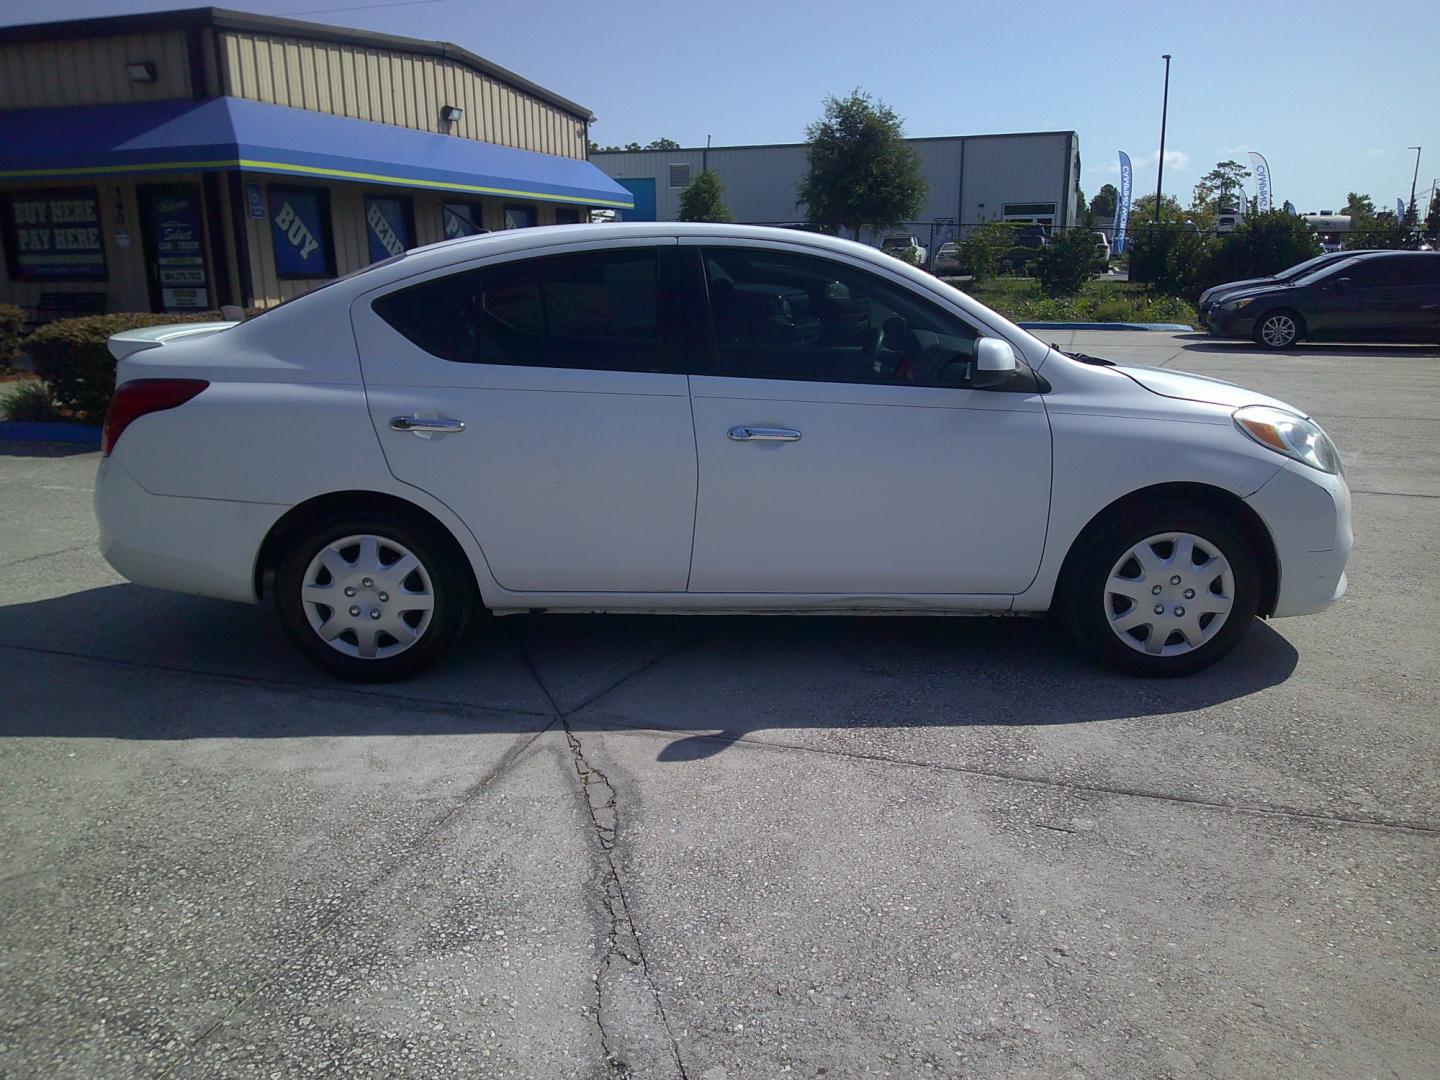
[237,176,556,307]
[218,31,587,160]
[0,31,200,108]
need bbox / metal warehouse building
[592,131,1080,249]
[0,7,633,315]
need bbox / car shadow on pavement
[0,584,1299,750]
[1179,341,1438,357]
[0,440,98,458]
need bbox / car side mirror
[971,337,1018,389]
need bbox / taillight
[102,379,209,457]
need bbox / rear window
[371,248,661,372]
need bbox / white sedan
[96,223,1351,681]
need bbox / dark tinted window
[373,248,660,372]
[1347,255,1427,287]
[702,247,980,386]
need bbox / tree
[1343,192,1376,220]
[1129,193,1190,224]
[1191,160,1251,215]
[1032,227,1098,297]
[1090,184,1119,218]
[1349,210,1410,250]
[677,169,733,223]
[1425,190,1440,240]
[1128,222,1209,297]
[588,136,681,153]
[797,89,928,240]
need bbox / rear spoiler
[107,321,239,361]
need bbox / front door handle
[390,416,465,434]
[727,425,801,442]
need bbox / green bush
[1032,228,1099,297]
[960,221,1020,280]
[1199,210,1321,289]
[27,312,222,423]
[0,303,23,369]
[961,277,1198,326]
[1127,223,1210,298]
[1,379,61,422]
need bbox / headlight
[1221,297,1255,311]
[1234,405,1342,474]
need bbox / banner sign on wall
[364,196,411,263]
[443,203,484,238]
[5,189,106,279]
[144,185,209,310]
[1247,152,1272,212]
[1112,151,1133,256]
[270,188,331,277]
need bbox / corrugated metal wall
[0,31,194,108]
[960,134,1074,228]
[218,31,587,160]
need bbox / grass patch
[949,277,1197,326]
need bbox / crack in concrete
[563,719,688,1079]
[507,625,691,1080]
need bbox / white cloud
[1097,148,1188,175]
[1367,148,1388,156]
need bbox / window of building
[700,247,981,386]
[503,204,537,230]
[668,163,691,189]
[268,186,335,279]
[1,188,107,281]
[443,202,487,238]
[372,248,660,373]
[363,195,414,263]
[553,206,582,225]
[1001,202,1058,225]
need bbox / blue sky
[12,0,1440,213]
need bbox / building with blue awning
[0,7,634,314]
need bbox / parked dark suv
[1206,251,1440,349]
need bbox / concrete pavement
[1,332,1437,1078]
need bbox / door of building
[137,183,211,313]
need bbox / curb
[1018,321,1194,332]
[0,421,102,446]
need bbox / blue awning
[0,97,634,209]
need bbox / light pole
[1406,147,1422,221]
[1155,54,1172,223]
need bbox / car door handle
[727,425,801,442]
[390,416,465,433]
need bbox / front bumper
[1205,308,1258,338]
[95,458,286,604]
[1245,462,1352,617]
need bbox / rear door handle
[390,416,465,433]
[727,425,801,442]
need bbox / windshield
[1293,257,1361,286]
[1279,252,1342,281]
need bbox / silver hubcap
[1104,532,1235,657]
[1261,314,1296,347]
[301,534,435,659]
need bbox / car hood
[1201,275,1272,302]
[1113,364,1307,416]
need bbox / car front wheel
[1254,310,1302,350]
[1062,505,1261,676]
[274,511,472,682]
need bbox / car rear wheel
[275,511,472,682]
[1061,504,1260,676]
[1254,310,1302,350]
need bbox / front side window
[373,248,660,372]
[701,247,981,386]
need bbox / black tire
[1060,503,1261,677]
[274,509,473,682]
[1253,308,1303,350]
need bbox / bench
[27,291,108,330]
